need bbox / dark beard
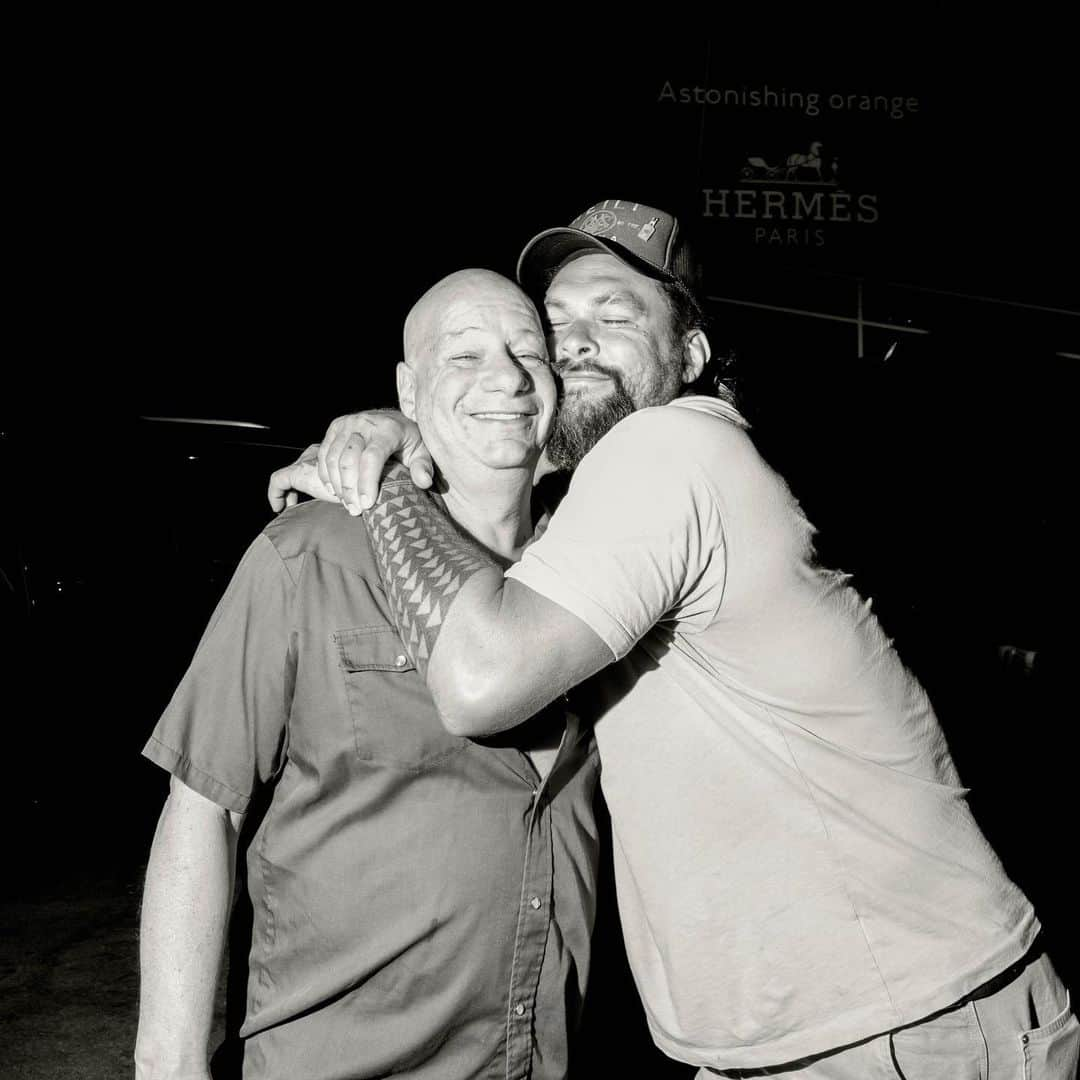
[545,368,636,472]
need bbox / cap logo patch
[637,216,660,242]
[579,210,618,235]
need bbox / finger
[269,444,328,512]
[291,447,330,493]
[267,461,297,512]
[294,461,341,504]
[408,460,434,489]
[316,429,341,494]
[355,436,397,511]
[315,434,341,494]
[403,444,435,489]
[337,434,370,516]
[324,425,358,500]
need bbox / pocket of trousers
[1020,991,1080,1080]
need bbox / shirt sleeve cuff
[141,736,251,815]
[506,553,636,660]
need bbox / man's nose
[480,351,532,393]
[554,322,598,367]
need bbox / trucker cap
[516,199,695,297]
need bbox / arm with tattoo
[363,465,611,734]
[362,464,498,676]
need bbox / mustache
[555,360,622,381]
[554,362,628,406]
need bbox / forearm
[362,467,611,735]
[135,779,242,1080]
[425,573,568,736]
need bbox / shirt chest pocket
[334,626,469,771]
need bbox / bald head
[403,269,535,368]
[395,267,555,481]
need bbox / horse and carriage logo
[740,141,840,185]
[701,136,878,243]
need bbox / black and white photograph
[3,32,1078,1079]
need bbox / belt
[964,931,1045,1004]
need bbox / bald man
[135,271,601,1080]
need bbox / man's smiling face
[401,271,556,478]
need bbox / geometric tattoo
[362,463,497,677]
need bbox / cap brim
[516,227,676,298]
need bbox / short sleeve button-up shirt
[144,498,601,1079]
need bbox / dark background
[3,33,1077,1078]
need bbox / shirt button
[514,1003,526,1017]
[394,654,408,668]
[529,896,542,910]
[1021,1034,1029,1045]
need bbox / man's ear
[396,362,418,420]
[680,329,711,385]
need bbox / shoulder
[568,396,803,539]
[262,499,377,577]
[579,396,757,480]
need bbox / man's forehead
[545,253,662,306]
[434,294,543,337]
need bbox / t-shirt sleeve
[141,532,296,813]
[507,406,726,659]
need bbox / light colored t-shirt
[506,395,1039,1071]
